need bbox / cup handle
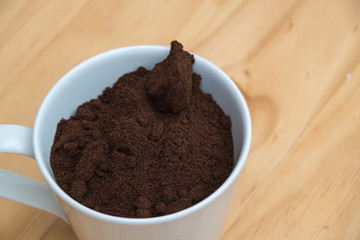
[0,124,67,222]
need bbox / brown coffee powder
[50,41,234,218]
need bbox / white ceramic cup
[0,45,251,240]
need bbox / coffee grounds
[50,41,234,218]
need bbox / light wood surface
[1,0,360,239]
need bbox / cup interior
[33,45,251,222]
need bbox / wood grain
[1,0,360,239]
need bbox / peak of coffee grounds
[146,41,194,113]
[50,41,234,218]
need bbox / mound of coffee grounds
[50,41,234,218]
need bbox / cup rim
[33,45,252,225]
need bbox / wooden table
[1,0,360,239]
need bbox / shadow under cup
[33,46,251,240]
